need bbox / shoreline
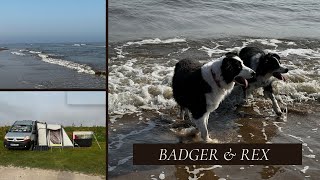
[0,50,105,89]
[0,48,9,51]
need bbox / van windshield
[10,125,32,132]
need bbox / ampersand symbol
[224,148,236,161]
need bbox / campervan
[4,120,37,150]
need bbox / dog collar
[211,70,221,88]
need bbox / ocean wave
[29,50,42,54]
[72,43,87,47]
[126,38,186,46]
[272,48,320,58]
[19,49,28,52]
[108,58,176,114]
[37,53,95,75]
[109,38,320,115]
[11,51,26,56]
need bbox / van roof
[13,120,35,125]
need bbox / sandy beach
[0,166,104,180]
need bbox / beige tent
[36,122,73,150]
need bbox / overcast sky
[0,91,106,126]
[0,0,106,43]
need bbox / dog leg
[194,113,218,143]
[242,86,253,106]
[263,84,282,116]
[179,106,185,120]
[194,113,210,142]
[242,86,247,100]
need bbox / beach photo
[0,1,106,89]
[0,91,106,179]
[108,0,320,179]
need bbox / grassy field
[0,126,106,176]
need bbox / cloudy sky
[0,91,106,126]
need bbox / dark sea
[108,1,320,179]
[0,42,106,89]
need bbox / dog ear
[221,57,235,83]
[264,54,271,62]
[222,57,233,70]
[271,53,280,60]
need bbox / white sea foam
[108,58,176,114]
[273,48,320,58]
[301,166,309,174]
[247,39,282,48]
[126,38,186,46]
[199,46,228,57]
[272,122,285,132]
[159,171,165,180]
[29,50,41,54]
[37,53,95,74]
[11,51,25,56]
[304,154,316,159]
[287,134,313,153]
[185,165,222,180]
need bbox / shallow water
[109,0,320,42]
[108,100,320,179]
[108,37,320,179]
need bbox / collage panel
[0,91,106,179]
[108,0,320,180]
[0,1,107,179]
[0,1,106,89]
[0,43,106,89]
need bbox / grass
[0,126,106,176]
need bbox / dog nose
[284,68,289,73]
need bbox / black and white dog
[172,53,255,142]
[238,47,289,115]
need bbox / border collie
[239,47,289,116]
[172,53,255,142]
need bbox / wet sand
[108,99,320,179]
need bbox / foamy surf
[10,47,105,76]
[37,53,95,74]
[109,38,320,116]
[126,38,186,46]
[11,51,26,56]
[108,58,176,114]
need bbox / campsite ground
[0,126,106,178]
